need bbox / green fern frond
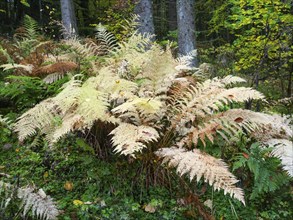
[121,14,139,36]
[0,45,14,63]
[95,24,117,52]
[23,15,39,40]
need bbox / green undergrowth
[0,127,292,219]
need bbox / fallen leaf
[144,204,156,213]
[64,181,73,191]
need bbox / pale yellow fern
[110,123,159,157]
[156,147,245,204]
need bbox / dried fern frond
[65,38,101,58]
[169,77,264,131]
[14,99,57,141]
[0,63,34,73]
[18,187,59,220]
[221,109,292,141]
[14,77,82,141]
[110,123,159,157]
[175,50,198,71]
[42,72,66,84]
[265,139,293,177]
[179,108,291,149]
[94,67,138,101]
[0,181,59,220]
[156,147,245,204]
[32,61,78,77]
[112,97,163,115]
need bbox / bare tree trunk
[287,69,292,97]
[167,0,177,31]
[134,0,155,37]
[177,0,197,66]
[39,0,43,25]
[60,0,78,38]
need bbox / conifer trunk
[134,0,155,36]
[167,0,177,31]
[60,0,78,38]
[177,0,197,66]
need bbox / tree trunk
[134,0,155,36]
[287,69,292,97]
[177,0,197,66]
[167,0,177,31]
[60,0,78,38]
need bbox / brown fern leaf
[32,61,78,77]
[156,147,245,204]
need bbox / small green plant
[233,143,291,199]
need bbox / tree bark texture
[177,0,197,66]
[134,0,155,36]
[60,0,78,38]
[167,0,177,31]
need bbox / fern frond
[42,72,66,84]
[110,123,159,157]
[32,61,78,77]
[14,77,82,141]
[156,147,245,204]
[94,67,138,100]
[49,114,84,143]
[14,99,57,141]
[122,14,139,35]
[65,38,101,57]
[18,187,59,220]
[0,181,59,220]
[181,109,291,148]
[95,24,117,52]
[22,15,39,40]
[112,97,163,115]
[0,45,14,63]
[265,139,293,177]
[74,81,110,127]
[221,109,292,141]
[175,50,198,71]
[0,63,34,73]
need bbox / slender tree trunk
[134,0,155,36]
[60,0,78,38]
[287,69,292,97]
[39,0,43,25]
[177,0,197,66]
[167,0,177,31]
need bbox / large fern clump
[13,26,292,206]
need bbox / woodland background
[0,0,292,220]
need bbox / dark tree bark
[60,0,78,38]
[167,0,177,31]
[177,0,197,66]
[134,0,155,36]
